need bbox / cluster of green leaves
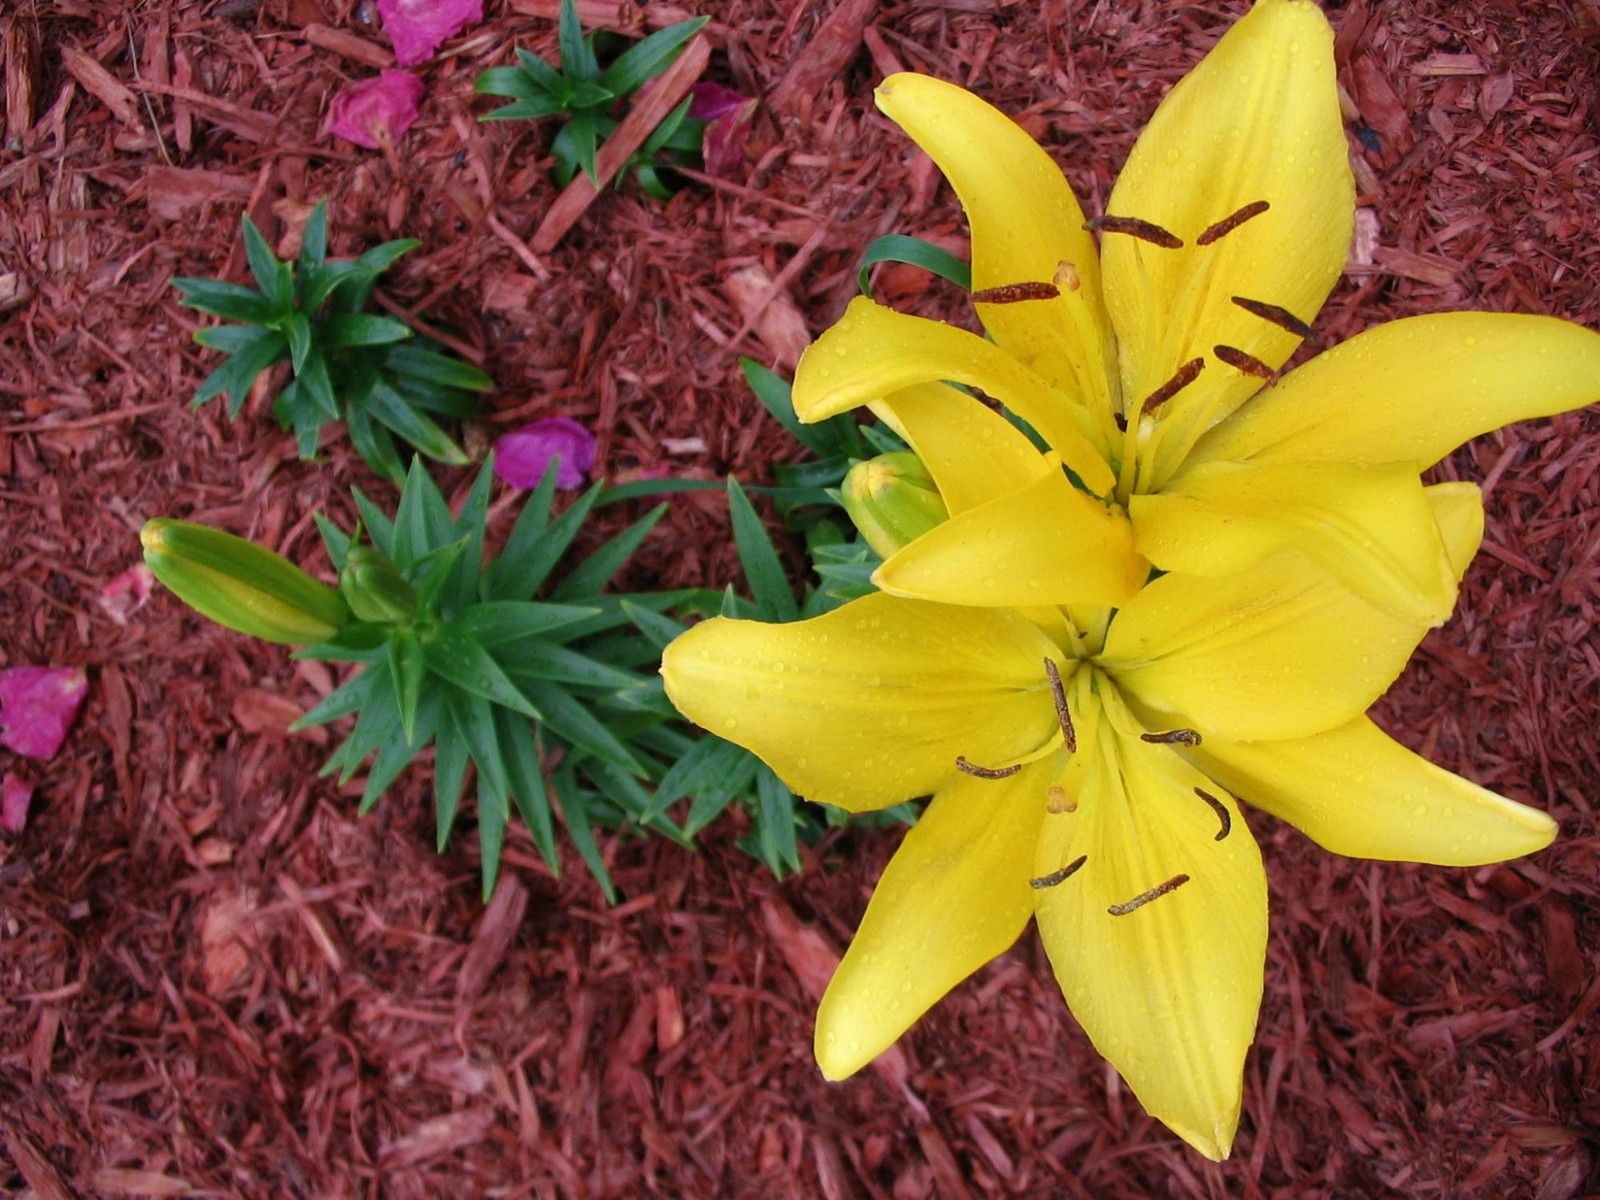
[296,456,690,899]
[475,0,708,197]
[621,476,916,879]
[585,364,914,880]
[173,200,492,486]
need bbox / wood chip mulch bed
[2,1,1598,1196]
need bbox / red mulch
[3,1,1599,1196]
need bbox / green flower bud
[841,451,950,560]
[141,518,349,645]
[338,546,418,625]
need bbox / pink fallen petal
[690,83,759,180]
[2,772,32,833]
[327,70,426,150]
[377,0,483,66]
[0,666,88,760]
[99,562,155,626]
[494,418,597,491]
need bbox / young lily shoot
[660,0,1600,1162]
[475,0,708,194]
[173,199,493,485]
[142,457,683,900]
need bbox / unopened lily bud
[338,545,418,625]
[841,451,950,559]
[141,518,349,645]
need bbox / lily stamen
[1194,787,1232,840]
[1213,344,1278,381]
[1083,215,1184,250]
[1108,874,1191,915]
[972,281,1061,305]
[1138,356,1206,416]
[1043,659,1076,751]
[1141,728,1202,746]
[1196,199,1271,246]
[1231,295,1315,341]
[1030,854,1088,890]
[955,756,1022,780]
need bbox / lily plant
[661,0,1600,1162]
[174,200,492,485]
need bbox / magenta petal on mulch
[690,82,759,179]
[327,70,426,150]
[377,0,483,66]
[2,772,33,833]
[494,419,597,491]
[0,667,89,761]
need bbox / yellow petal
[873,382,1052,516]
[873,73,1119,422]
[793,297,1116,496]
[1101,0,1352,434]
[1102,551,1421,740]
[1425,481,1485,582]
[1034,724,1265,1160]
[875,463,1147,607]
[816,764,1047,1079]
[1192,313,1600,469]
[1189,716,1557,865]
[1129,460,1458,625]
[660,593,1062,812]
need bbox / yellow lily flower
[794,0,1600,626]
[660,511,1557,1159]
